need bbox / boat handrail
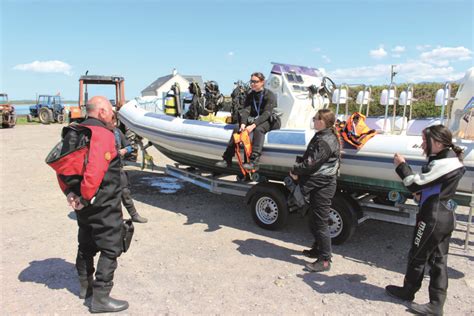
[399,84,417,131]
[356,85,372,117]
[435,82,456,126]
[380,83,398,133]
[333,83,350,118]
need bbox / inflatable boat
[119,63,473,205]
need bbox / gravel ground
[1,124,473,315]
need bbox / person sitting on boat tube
[385,124,465,316]
[215,72,280,170]
[289,109,341,273]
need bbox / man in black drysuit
[56,96,129,313]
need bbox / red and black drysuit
[396,148,465,308]
[47,117,123,287]
[291,127,341,261]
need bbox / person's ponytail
[451,144,464,162]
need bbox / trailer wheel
[39,108,52,124]
[248,183,288,230]
[329,193,358,245]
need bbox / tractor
[68,74,125,122]
[27,94,65,124]
[0,93,17,128]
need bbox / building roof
[141,74,204,94]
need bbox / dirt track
[1,124,473,315]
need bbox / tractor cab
[69,75,125,122]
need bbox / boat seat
[406,118,442,136]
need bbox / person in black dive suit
[385,124,465,316]
[113,123,148,223]
[290,109,340,272]
[215,72,280,171]
[49,96,129,313]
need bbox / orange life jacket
[337,112,376,149]
[233,130,254,176]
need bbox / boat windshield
[285,72,304,84]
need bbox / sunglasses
[250,80,261,84]
[312,117,320,121]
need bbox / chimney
[172,68,177,76]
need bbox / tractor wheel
[9,113,16,128]
[57,111,65,124]
[39,108,52,124]
[26,114,33,122]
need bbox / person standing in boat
[290,109,340,272]
[215,72,280,170]
[386,124,465,316]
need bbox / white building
[141,68,204,97]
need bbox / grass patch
[16,116,40,125]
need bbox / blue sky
[1,0,472,100]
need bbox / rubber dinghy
[119,63,473,205]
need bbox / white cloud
[312,47,321,52]
[322,55,331,63]
[227,51,235,56]
[416,44,432,51]
[13,60,72,75]
[328,61,464,83]
[392,46,405,53]
[420,46,472,66]
[369,46,387,59]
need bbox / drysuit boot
[79,275,94,299]
[306,258,331,272]
[131,213,148,223]
[91,282,128,313]
[385,284,417,301]
[410,289,446,316]
[243,154,260,171]
[302,242,320,258]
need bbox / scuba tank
[164,83,182,117]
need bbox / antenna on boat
[390,65,398,84]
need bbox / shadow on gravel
[127,169,466,278]
[298,273,395,304]
[233,238,307,266]
[18,258,79,296]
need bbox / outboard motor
[203,80,224,115]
